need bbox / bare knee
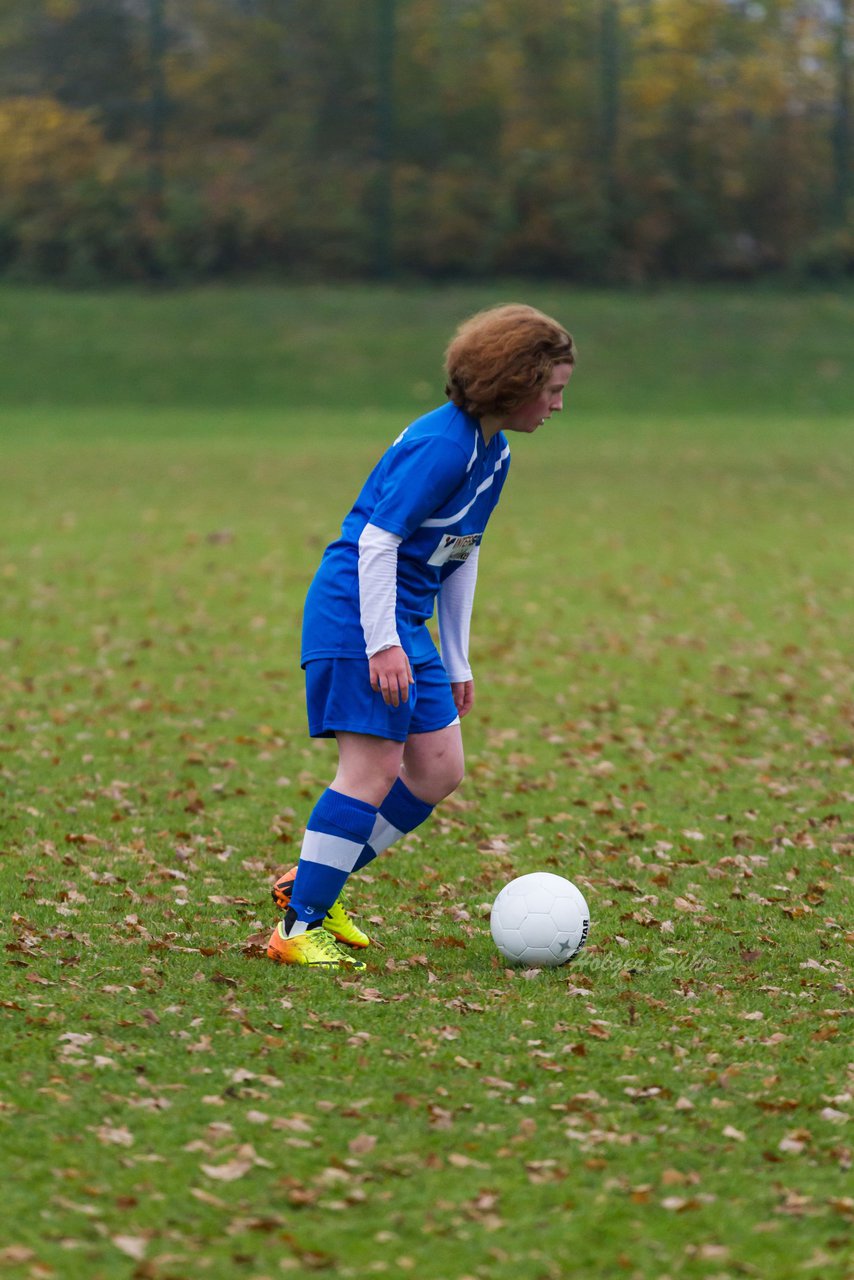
[441,758,465,798]
[333,761,400,806]
[333,733,403,806]
[403,745,465,806]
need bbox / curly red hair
[444,303,575,419]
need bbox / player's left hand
[451,680,474,718]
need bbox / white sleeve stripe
[421,450,508,528]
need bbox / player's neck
[478,415,502,445]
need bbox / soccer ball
[490,872,590,967]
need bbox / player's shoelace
[310,928,347,963]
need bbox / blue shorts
[305,651,460,742]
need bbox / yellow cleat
[266,922,367,971]
[271,867,371,949]
[322,899,371,949]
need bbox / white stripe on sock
[367,814,404,857]
[300,829,365,872]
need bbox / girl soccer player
[267,303,575,969]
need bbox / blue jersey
[301,402,510,665]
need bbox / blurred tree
[374,0,396,278]
[0,1,147,138]
[830,0,851,222]
[599,0,621,244]
[0,0,849,280]
[0,95,118,277]
[147,0,167,209]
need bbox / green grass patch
[1,282,852,420]
[1,285,852,1279]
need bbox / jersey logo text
[427,532,482,567]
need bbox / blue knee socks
[354,778,434,871]
[287,780,434,935]
[288,789,378,932]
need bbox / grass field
[1,284,852,1280]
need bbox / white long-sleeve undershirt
[437,544,479,682]
[357,521,479,680]
[357,522,403,657]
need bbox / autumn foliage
[0,0,851,282]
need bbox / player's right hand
[369,646,414,708]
